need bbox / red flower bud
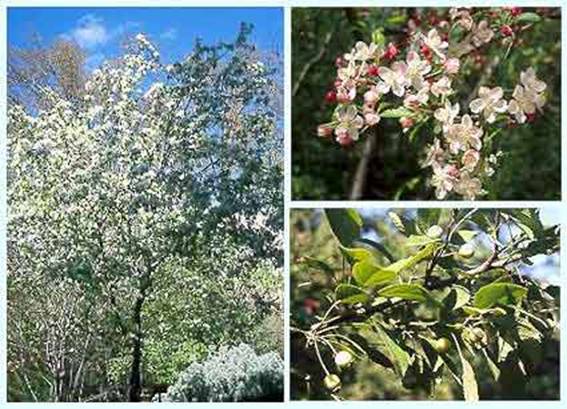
[500,25,514,37]
[303,298,320,315]
[420,45,432,59]
[383,42,399,60]
[367,64,380,77]
[526,112,536,123]
[325,90,337,103]
[510,7,522,17]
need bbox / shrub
[162,343,283,402]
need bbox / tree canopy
[7,25,283,402]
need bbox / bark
[128,294,145,402]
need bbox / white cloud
[68,14,109,49]
[160,28,177,41]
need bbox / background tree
[8,36,86,110]
[290,208,559,400]
[8,25,283,402]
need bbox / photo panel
[290,208,560,400]
[6,6,284,402]
[291,7,561,201]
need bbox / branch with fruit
[292,208,559,400]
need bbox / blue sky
[8,7,283,70]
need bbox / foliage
[291,208,559,400]
[7,25,283,402]
[292,7,561,200]
[162,343,284,402]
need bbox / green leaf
[383,242,438,274]
[361,322,411,377]
[462,306,507,316]
[460,355,479,401]
[300,256,334,274]
[503,209,543,240]
[352,259,380,285]
[364,269,397,287]
[371,28,386,47]
[516,12,541,23]
[474,283,528,309]
[378,283,440,306]
[407,120,425,143]
[339,245,375,263]
[385,13,408,26]
[457,230,478,242]
[406,234,439,247]
[444,285,471,310]
[380,107,414,118]
[325,209,362,247]
[354,238,394,262]
[482,349,501,381]
[516,317,543,342]
[354,243,437,288]
[335,283,369,305]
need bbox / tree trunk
[128,295,145,402]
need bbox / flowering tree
[8,25,283,402]
[294,7,559,200]
[291,209,559,400]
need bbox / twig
[320,299,404,328]
[350,128,378,199]
[466,55,500,106]
[292,30,334,98]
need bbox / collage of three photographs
[0,3,562,404]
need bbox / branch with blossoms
[317,7,549,200]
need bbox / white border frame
[0,0,565,407]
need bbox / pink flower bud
[462,149,480,170]
[335,56,346,68]
[364,89,379,104]
[399,117,414,129]
[336,92,351,104]
[446,164,460,178]
[317,124,333,138]
[364,112,380,126]
[443,58,460,74]
[336,129,354,146]
[383,42,399,60]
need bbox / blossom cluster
[317,8,548,200]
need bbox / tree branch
[292,30,334,98]
[349,128,378,199]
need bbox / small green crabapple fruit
[458,243,475,258]
[432,337,451,354]
[323,373,342,391]
[426,225,443,239]
[334,350,354,368]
